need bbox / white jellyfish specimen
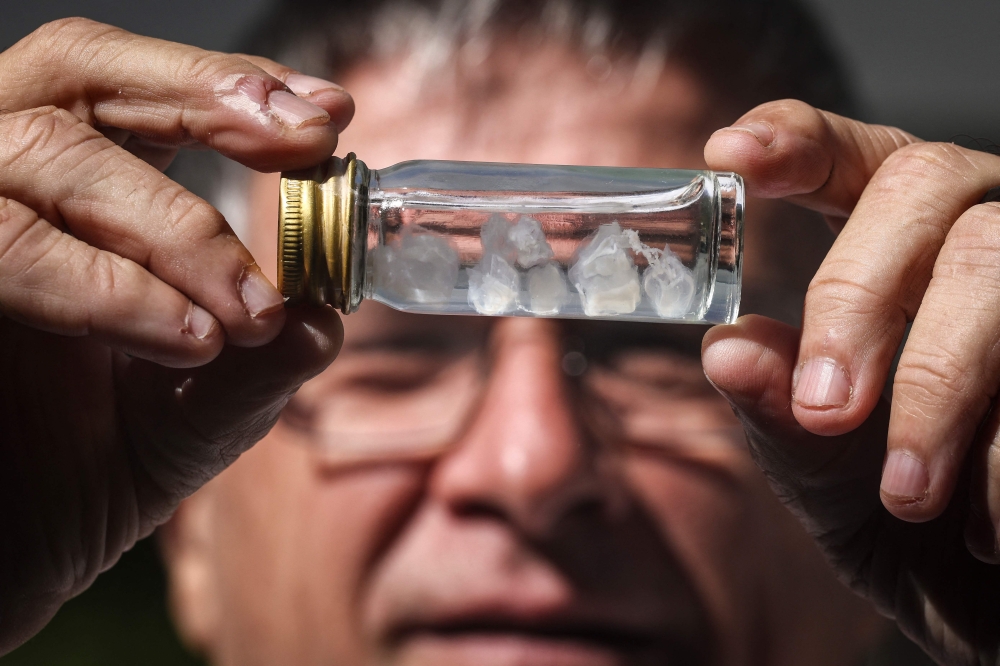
[568,222,641,316]
[524,262,569,315]
[643,249,696,318]
[468,253,520,315]
[373,227,460,304]
[480,214,518,262]
[508,216,555,269]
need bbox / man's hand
[0,19,350,653]
[703,99,1000,663]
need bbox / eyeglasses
[277,319,746,467]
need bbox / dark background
[1,0,995,663]
[3,0,1000,141]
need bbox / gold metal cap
[278,153,368,313]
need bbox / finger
[714,103,1000,519]
[120,135,179,172]
[0,197,223,367]
[701,316,888,551]
[881,202,1000,521]
[790,145,1000,455]
[0,18,352,171]
[0,106,286,347]
[117,306,343,518]
[236,54,355,134]
[704,99,919,224]
[105,126,182,172]
[965,405,1000,564]
[704,317,1000,666]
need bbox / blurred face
[164,43,879,666]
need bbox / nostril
[452,499,508,522]
[560,497,608,525]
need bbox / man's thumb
[702,315,888,538]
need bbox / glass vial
[279,154,743,324]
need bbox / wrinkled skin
[705,102,1000,664]
[161,43,883,666]
[0,18,352,652]
[5,15,1000,666]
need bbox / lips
[363,497,713,666]
[387,611,676,666]
[368,551,708,666]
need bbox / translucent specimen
[643,251,696,318]
[373,227,460,304]
[616,226,697,319]
[525,262,569,315]
[278,156,744,324]
[468,253,520,315]
[480,214,518,262]
[568,223,642,316]
[508,216,554,269]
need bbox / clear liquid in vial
[364,161,740,324]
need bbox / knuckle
[0,197,17,225]
[0,199,40,262]
[0,198,37,264]
[894,345,975,406]
[805,263,891,320]
[935,204,1000,281]
[162,189,227,241]
[749,98,816,119]
[83,247,128,298]
[0,106,96,166]
[175,49,262,89]
[954,202,1000,239]
[19,17,118,62]
[24,17,97,45]
[880,142,978,182]
[31,16,103,38]
[235,53,291,77]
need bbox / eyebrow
[340,316,706,357]
[563,321,706,360]
[342,326,488,354]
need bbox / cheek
[623,456,767,649]
[627,457,755,562]
[211,436,428,664]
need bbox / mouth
[388,616,683,666]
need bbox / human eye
[279,348,483,463]
[340,352,460,393]
[582,349,744,452]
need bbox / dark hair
[243,0,855,117]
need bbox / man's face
[164,43,878,666]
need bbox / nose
[429,318,622,535]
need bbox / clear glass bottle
[279,154,743,324]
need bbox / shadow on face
[160,39,880,666]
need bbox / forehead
[244,40,732,305]
[334,40,719,169]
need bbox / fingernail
[880,450,929,501]
[186,303,218,340]
[725,121,775,147]
[239,267,285,318]
[285,73,344,96]
[268,90,330,128]
[793,357,852,408]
